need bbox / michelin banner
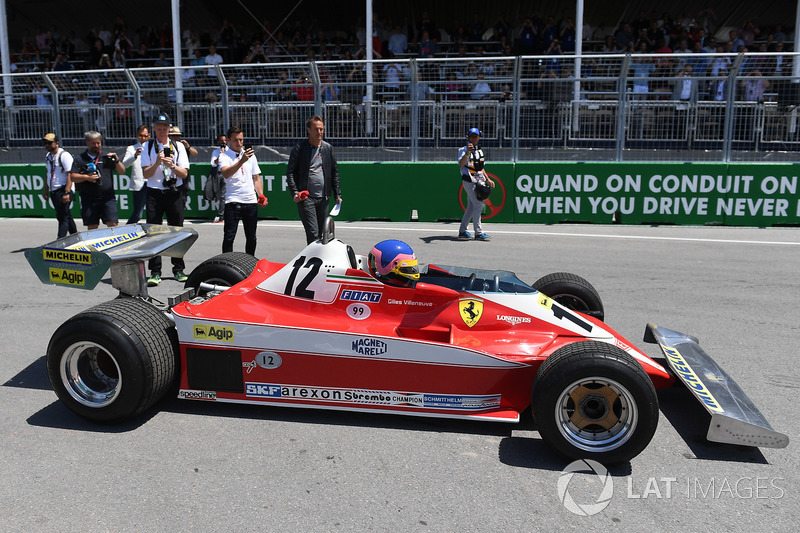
[1,162,798,226]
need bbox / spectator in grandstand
[205,44,223,66]
[388,26,408,56]
[470,72,492,100]
[320,71,340,102]
[123,125,149,224]
[672,65,698,102]
[458,127,494,241]
[209,133,228,223]
[42,133,78,239]
[727,31,744,52]
[740,69,771,102]
[444,71,465,100]
[294,72,314,101]
[631,55,655,95]
[468,14,484,42]
[516,17,538,55]
[410,70,434,101]
[141,113,191,286]
[615,23,634,50]
[382,59,404,95]
[33,83,51,107]
[112,47,126,68]
[69,130,124,230]
[287,115,342,244]
[739,20,760,47]
[218,125,267,256]
[766,42,791,107]
[275,70,295,101]
[559,18,577,52]
[418,31,437,58]
[53,54,73,72]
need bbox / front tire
[184,252,258,290]
[532,341,658,464]
[532,272,604,321]
[46,298,178,423]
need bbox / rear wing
[25,224,198,297]
[645,323,789,449]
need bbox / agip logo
[193,324,235,342]
[459,298,483,328]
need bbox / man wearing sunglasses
[42,133,78,239]
[122,125,150,224]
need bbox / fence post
[614,54,630,162]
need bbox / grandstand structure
[1,52,798,164]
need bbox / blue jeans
[50,187,77,238]
[223,202,258,256]
[126,187,148,224]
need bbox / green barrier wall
[2,162,798,226]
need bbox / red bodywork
[171,242,672,423]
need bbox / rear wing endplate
[25,224,198,297]
[645,323,788,449]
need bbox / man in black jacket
[287,115,342,243]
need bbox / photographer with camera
[457,127,495,242]
[140,113,190,286]
[69,130,124,230]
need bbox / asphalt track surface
[1,217,798,532]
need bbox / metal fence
[1,52,798,162]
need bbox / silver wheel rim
[60,341,122,408]
[554,377,638,452]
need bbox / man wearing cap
[42,133,78,238]
[169,125,198,158]
[209,133,228,222]
[458,127,495,241]
[69,130,125,230]
[140,113,190,286]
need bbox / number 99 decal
[346,304,371,320]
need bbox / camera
[102,153,116,167]
[82,162,101,187]
[163,146,172,157]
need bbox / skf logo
[459,298,483,328]
[245,383,283,397]
[193,324,235,342]
[49,268,85,286]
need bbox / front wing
[645,324,789,449]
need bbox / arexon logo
[351,338,388,356]
[193,324,235,342]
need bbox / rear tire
[532,341,658,464]
[184,252,259,290]
[46,298,178,423]
[532,272,604,321]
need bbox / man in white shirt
[42,133,77,238]
[140,113,190,286]
[122,124,149,224]
[218,126,267,256]
[205,44,223,66]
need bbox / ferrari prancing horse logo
[459,298,483,328]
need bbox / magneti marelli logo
[557,459,614,516]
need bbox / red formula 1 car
[26,222,788,463]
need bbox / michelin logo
[341,290,382,303]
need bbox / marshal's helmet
[368,240,420,287]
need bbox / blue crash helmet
[368,240,420,287]
[467,127,482,137]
